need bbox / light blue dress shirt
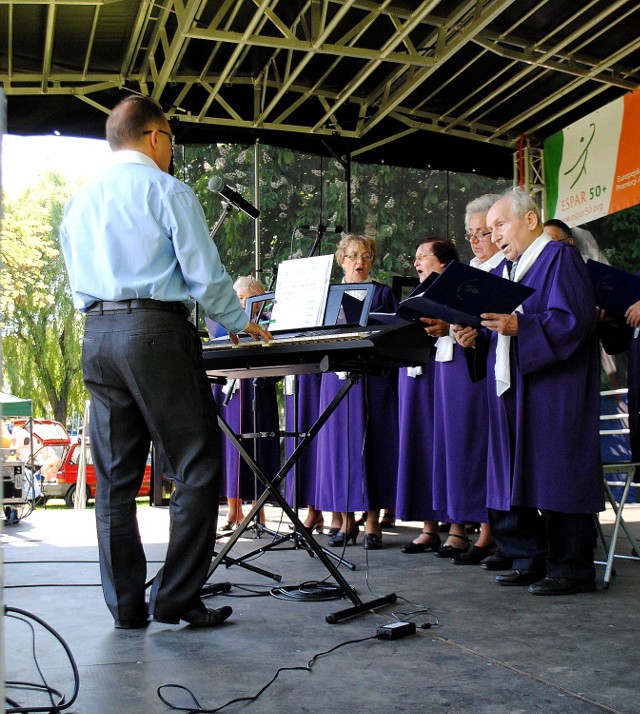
[59,150,249,335]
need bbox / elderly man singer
[455,189,603,596]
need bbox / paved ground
[3,502,639,714]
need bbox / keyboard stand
[205,374,398,623]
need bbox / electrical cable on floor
[157,633,378,713]
[4,606,80,713]
[203,583,272,599]
[389,595,441,629]
[269,580,344,602]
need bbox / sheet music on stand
[269,254,334,331]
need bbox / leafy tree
[1,173,85,423]
[173,143,505,289]
[586,205,640,271]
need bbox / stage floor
[3,502,639,713]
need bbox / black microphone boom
[208,176,260,219]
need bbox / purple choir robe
[284,373,322,508]
[213,377,281,500]
[315,282,399,512]
[432,342,489,523]
[480,242,603,514]
[396,357,448,522]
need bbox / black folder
[395,261,535,328]
[586,259,640,317]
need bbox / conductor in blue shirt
[59,95,271,629]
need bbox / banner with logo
[544,88,640,227]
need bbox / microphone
[207,176,260,219]
[296,224,344,233]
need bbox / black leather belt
[85,299,188,315]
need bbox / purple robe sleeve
[515,245,596,375]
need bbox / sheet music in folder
[269,254,334,331]
[395,261,535,328]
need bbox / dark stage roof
[3,0,640,178]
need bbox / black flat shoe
[528,578,596,596]
[401,531,441,554]
[495,569,544,586]
[328,527,340,536]
[363,533,383,550]
[453,544,496,565]
[435,533,470,558]
[328,525,359,547]
[379,514,396,528]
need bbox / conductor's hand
[419,317,450,338]
[625,301,640,328]
[453,325,477,349]
[480,312,518,336]
[228,322,273,345]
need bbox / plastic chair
[596,388,640,588]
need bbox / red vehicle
[11,419,151,507]
[52,438,153,507]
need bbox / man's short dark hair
[106,95,166,150]
[544,218,573,241]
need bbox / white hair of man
[504,187,542,222]
[464,193,503,229]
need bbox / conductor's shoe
[480,552,513,571]
[114,614,150,630]
[182,603,233,628]
[154,602,233,627]
[528,578,596,596]
[495,569,544,586]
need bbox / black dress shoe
[401,531,441,554]
[154,602,233,627]
[528,578,596,596]
[495,569,544,586]
[114,615,150,630]
[363,533,383,550]
[182,604,233,628]
[453,544,496,566]
[480,552,513,571]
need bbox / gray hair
[502,188,542,222]
[233,275,265,295]
[464,193,503,229]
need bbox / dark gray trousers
[488,507,596,581]
[82,309,221,623]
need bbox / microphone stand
[307,225,327,260]
[195,201,235,335]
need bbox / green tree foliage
[173,143,506,289]
[586,204,640,271]
[1,173,85,422]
